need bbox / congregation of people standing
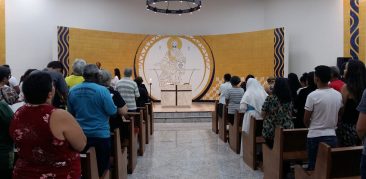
[2,57,366,178]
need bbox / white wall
[5,0,266,79]
[6,0,344,79]
[264,0,344,75]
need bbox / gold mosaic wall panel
[65,28,280,101]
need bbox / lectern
[161,84,192,107]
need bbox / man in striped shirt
[116,68,140,112]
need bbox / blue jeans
[361,154,366,179]
[83,137,111,177]
[307,136,337,170]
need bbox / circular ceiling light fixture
[146,0,202,15]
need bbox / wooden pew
[295,143,363,179]
[218,104,228,142]
[262,128,308,179]
[144,104,151,143]
[112,129,128,179]
[242,117,265,170]
[128,110,146,156]
[138,106,150,144]
[229,111,244,154]
[146,102,154,135]
[80,147,110,179]
[212,100,219,134]
[123,116,137,174]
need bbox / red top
[9,104,81,179]
[329,79,345,92]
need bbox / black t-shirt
[294,86,316,128]
[108,87,126,108]
[108,87,126,130]
[136,84,150,107]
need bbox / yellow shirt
[65,75,84,89]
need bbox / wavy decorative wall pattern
[350,0,360,59]
[58,26,70,76]
[274,27,285,77]
[345,0,366,62]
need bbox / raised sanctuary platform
[153,102,214,123]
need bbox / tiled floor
[129,123,263,179]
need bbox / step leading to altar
[153,102,214,123]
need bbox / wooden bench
[138,105,151,144]
[229,111,244,154]
[123,116,137,174]
[242,117,264,170]
[145,103,152,140]
[218,104,228,142]
[295,143,363,179]
[263,128,308,179]
[112,129,128,179]
[146,102,154,135]
[212,100,219,134]
[128,110,146,156]
[80,147,110,179]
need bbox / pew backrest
[281,128,308,160]
[113,129,128,179]
[295,143,363,179]
[80,147,110,179]
[326,144,363,178]
[242,117,264,170]
[262,127,308,179]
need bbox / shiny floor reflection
[129,123,263,179]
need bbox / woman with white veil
[239,78,268,156]
[240,78,268,133]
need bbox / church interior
[1,0,366,179]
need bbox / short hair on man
[98,70,112,86]
[83,64,100,82]
[47,61,63,69]
[72,59,87,76]
[230,76,241,86]
[22,71,53,104]
[0,66,10,81]
[315,65,331,84]
[330,66,340,79]
[223,74,231,82]
[124,68,133,77]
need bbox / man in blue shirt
[68,64,116,177]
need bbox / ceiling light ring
[146,0,202,14]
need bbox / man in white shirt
[304,65,342,170]
[218,74,232,117]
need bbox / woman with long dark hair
[262,78,294,148]
[337,60,366,146]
